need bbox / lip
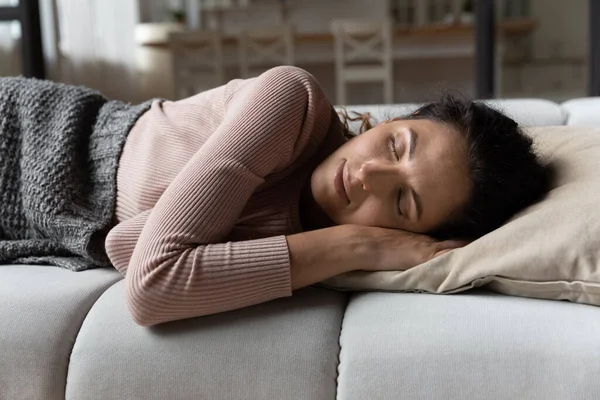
[334,159,350,204]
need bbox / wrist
[335,224,376,272]
[286,225,371,289]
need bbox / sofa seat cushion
[0,265,122,400]
[66,282,348,400]
[337,291,600,400]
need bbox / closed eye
[389,135,399,161]
[389,135,403,216]
[396,188,403,217]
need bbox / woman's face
[311,118,471,233]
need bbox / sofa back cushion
[336,98,566,132]
[562,97,600,126]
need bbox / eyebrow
[407,128,422,220]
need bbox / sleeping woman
[0,66,551,325]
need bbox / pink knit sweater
[105,66,346,326]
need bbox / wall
[0,0,22,77]
[139,0,390,33]
[529,0,587,59]
[0,21,21,77]
[139,0,184,22]
[501,0,588,101]
[221,0,389,34]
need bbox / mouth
[334,159,350,204]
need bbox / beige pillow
[322,125,600,306]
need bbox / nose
[356,159,400,194]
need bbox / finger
[432,248,454,259]
[431,240,469,259]
[437,239,470,250]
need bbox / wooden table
[139,19,538,48]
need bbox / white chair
[331,19,394,105]
[168,30,225,100]
[238,24,295,78]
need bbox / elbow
[131,314,156,327]
[124,276,168,327]
[104,227,135,276]
[122,249,188,326]
[126,290,159,327]
[125,288,213,327]
[129,307,157,327]
[122,263,214,327]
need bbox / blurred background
[0,0,596,105]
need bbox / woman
[0,66,550,325]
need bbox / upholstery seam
[63,276,124,399]
[334,293,352,400]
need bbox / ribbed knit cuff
[125,235,293,325]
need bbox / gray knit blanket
[0,77,153,271]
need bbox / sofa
[2,97,600,400]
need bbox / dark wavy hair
[338,94,553,240]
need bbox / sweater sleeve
[105,66,333,326]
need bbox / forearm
[107,213,363,325]
[287,225,368,290]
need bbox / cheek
[337,197,394,228]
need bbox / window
[0,0,44,78]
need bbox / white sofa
[2,98,600,400]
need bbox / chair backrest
[169,30,224,100]
[330,19,394,104]
[238,24,295,78]
[330,19,393,67]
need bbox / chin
[325,209,348,226]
